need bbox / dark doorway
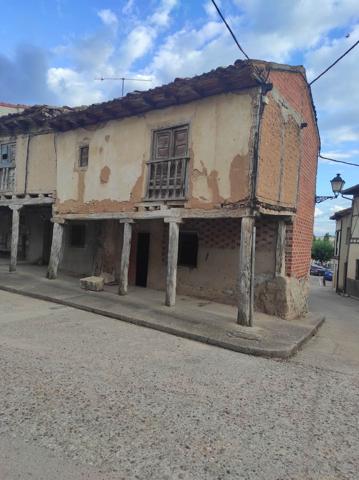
[135,232,150,287]
[42,220,53,264]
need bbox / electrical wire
[319,154,359,167]
[210,0,268,84]
[309,39,359,85]
[210,0,250,60]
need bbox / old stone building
[0,60,320,325]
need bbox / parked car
[324,269,333,281]
[310,264,326,276]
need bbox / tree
[312,237,334,263]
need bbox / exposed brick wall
[161,217,277,263]
[268,70,320,279]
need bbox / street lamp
[315,173,345,203]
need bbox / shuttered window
[146,125,189,200]
[0,143,16,167]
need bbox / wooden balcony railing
[146,156,189,201]
[0,167,15,192]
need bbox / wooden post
[237,216,256,326]
[275,220,286,276]
[165,218,181,307]
[118,220,133,295]
[47,221,64,279]
[9,205,22,273]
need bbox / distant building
[331,184,359,298]
[0,102,28,117]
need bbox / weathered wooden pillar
[47,221,65,279]
[165,218,181,307]
[237,216,256,326]
[275,220,286,276]
[9,205,22,273]
[118,219,134,295]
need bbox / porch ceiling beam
[0,196,54,207]
[53,207,254,222]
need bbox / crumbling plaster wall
[54,91,258,214]
[10,133,57,195]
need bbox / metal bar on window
[145,156,190,164]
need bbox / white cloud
[315,207,324,217]
[150,0,178,27]
[122,0,135,15]
[47,67,104,105]
[120,25,156,70]
[97,9,118,27]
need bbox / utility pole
[95,77,152,97]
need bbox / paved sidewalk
[0,264,324,358]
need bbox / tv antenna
[95,76,152,97]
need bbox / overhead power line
[309,39,359,85]
[210,0,250,60]
[319,154,359,167]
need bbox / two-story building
[0,60,320,326]
[0,105,71,271]
[331,184,359,298]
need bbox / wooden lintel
[0,196,54,207]
[54,206,253,222]
[119,218,135,224]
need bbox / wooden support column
[9,205,22,273]
[47,221,65,280]
[237,216,256,327]
[165,218,181,307]
[275,220,286,276]
[118,219,134,295]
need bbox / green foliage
[312,236,334,262]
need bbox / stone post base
[255,276,309,320]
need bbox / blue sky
[1,0,358,234]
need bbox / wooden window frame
[178,231,198,268]
[69,224,86,248]
[78,145,89,169]
[145,124,190,201]
[0,142,16,168]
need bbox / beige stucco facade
[0,133,56,195]
[54,91,260,214]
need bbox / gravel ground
[0,291,358,479]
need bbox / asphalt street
[0,284,358,479]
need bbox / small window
[346,227,351,245]
[79,145,89,168]
[178,232,198,268]
[70,224,86,248]
[356,260,359,281]
[0,143,16,167]
[334,230,341,256]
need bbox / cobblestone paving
[0,291,358,479]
